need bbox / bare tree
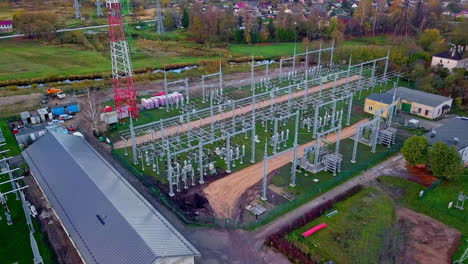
[83,88,102,136]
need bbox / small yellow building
[364,87,453,120]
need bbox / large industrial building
[22,132,200,264]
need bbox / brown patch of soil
[148,169,229,221]
[404,165,439,187]
[397,208,461,264]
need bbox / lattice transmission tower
[96,0,104,17]
[156,0,165,34]
[106,0,139,119]
[73,0,81,19]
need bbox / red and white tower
[106,0,139,119]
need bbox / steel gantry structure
[117,47,395,197]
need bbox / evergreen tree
[181,8,189,28]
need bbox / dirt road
[114,75,360,148]
[203,119,369,219]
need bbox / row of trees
[183,3,343,44]
[12,10,60,40]
[402,135,464,180]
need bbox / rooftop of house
[425,117,468,151]
[433,46,466,61]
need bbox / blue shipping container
[67,104,80,113]
[52,107,65,116]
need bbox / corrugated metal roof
[22,133,199,264]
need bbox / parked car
[59,114,73,120]
[67,125,76,132]
[48,120,64,125]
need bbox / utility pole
[96,0,104,17]
[74,0,82,19]
[156,0,165,34]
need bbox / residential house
[431,45,468,70]
[425,117,468,165]
[0,20,13,33]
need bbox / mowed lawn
[286,187,395,264]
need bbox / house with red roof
[0,20,13,33]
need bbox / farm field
[286,187,395,264]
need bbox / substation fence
[111,149,214,226]
[418,200,468,223]
[419,179,442,198]
[244,138,404,231]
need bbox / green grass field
[0,34,394,83]
[0,144,56,264]
[0,39,220,82]
[229,43,305,58]
[0,119,21,156]
[286,187,395,264]
[378,175,468,234]
[377,174,468,262]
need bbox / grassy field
[0,119,21,156]
[0,39,221,82]
[378,175,468,234]
[0,144,56,264]
[377,174,468,261]
[0,34,394,83]
[286,187,395,264]
[229,43,305,58]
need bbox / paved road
[0,19,156,40]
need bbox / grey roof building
[425,117,468,164]
[23,133,200,264]
[365,87,453,120]
[366,92,395,105]
[387,87,452,108]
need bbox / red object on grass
[103,106,113,112]
[153,92,166,97]
[301,223,328,237]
